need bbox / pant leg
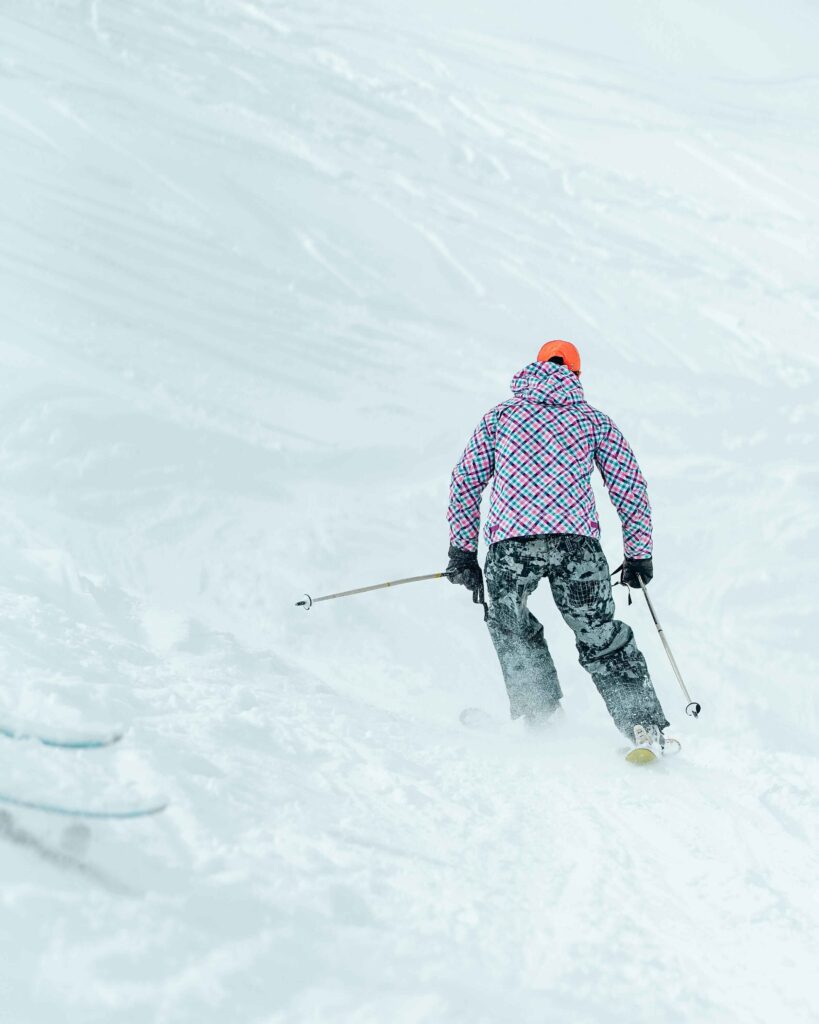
[547,535,669,738]
[485,538,563,721]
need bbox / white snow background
[1,1,818,1021]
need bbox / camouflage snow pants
[484,534,668,738]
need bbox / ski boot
[625,724,681,764]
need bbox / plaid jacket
[448,361,652,559]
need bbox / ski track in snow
[0,1,818,1021]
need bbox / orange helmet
[537,339,581,376]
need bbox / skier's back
[446,340,672,756]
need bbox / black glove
[446,546,485,607]
[621,556,653,589]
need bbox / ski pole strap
[610,563,633,604]
[296,572,449,609]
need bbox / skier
[446,340,674,759]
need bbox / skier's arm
[594,414,653,559]
[447,410,497,553]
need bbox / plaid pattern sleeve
[593,413,653,559]
[447,408,498,552]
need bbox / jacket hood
[510,360,584,405]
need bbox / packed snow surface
[1,1,818,1021]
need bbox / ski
[0,720,124,750]
[625,745,659,765]
[624,733,682,764]
[0,790,168,819]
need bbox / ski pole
[638,576,701,718]
[296,572,450,610]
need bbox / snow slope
[1,1,818,1020]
